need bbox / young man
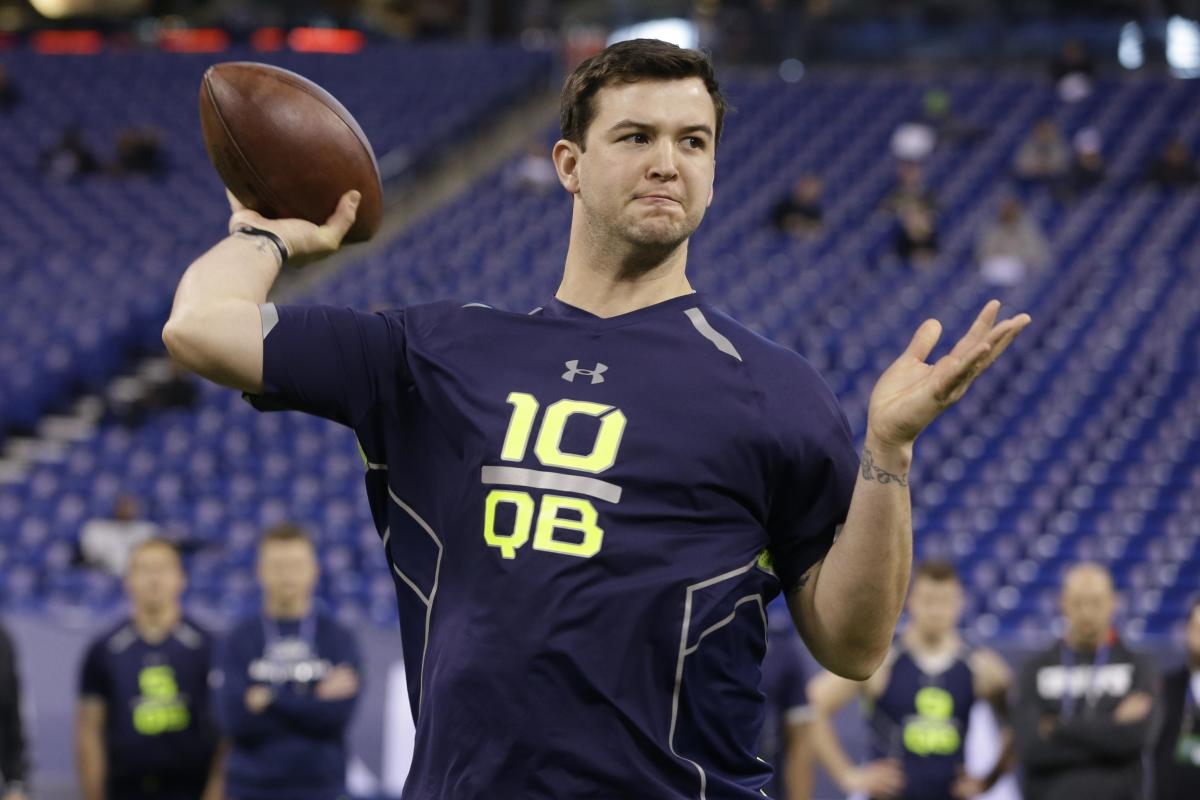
[76,539,220,800]
[808,560,1013,800]
[758,599,815,800]
[212,524,361,800]
[1014,562,1157,800]
[1150,598,1200,800]
[162,38,1030,798]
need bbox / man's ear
[706,157,715,208]
[553,138,581,194]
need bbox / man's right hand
[1113,691,1153,724]
[227,189,361,266]
[315,665,359,700]
[842,758,906,798]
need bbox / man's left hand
[867,300,1031,450]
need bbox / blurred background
[0,1,1198,799]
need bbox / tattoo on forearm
[860,446,908,487]
[234,231,278,261]
[793,560,821,592]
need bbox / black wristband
[234,225,290,265]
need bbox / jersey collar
[538,291,704,326]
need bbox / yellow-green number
[132,666,190,735]
[483,489,535,559]
[501,392,539,462]
[533,495,604,557]
[534,400,627,474]
[487,392,626,560]
[902,687,960,756]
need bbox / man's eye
[623,133,649,144]
[685,137,705,149]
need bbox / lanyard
[1059,642,1110,718]
[262,613,316,650]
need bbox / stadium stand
[0,63,1197,645]
[0,44,552,435]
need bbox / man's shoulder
[86,618,137,656]
[694,302,825,381]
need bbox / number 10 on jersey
[483,392,627,560]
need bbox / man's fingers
[904,318,943,362]
[980,314,1031,368]
[319,189,361,245]
[949,299,1001,358]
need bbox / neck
[903,626,958,655]
[1065,630,1105,653]
[556,209,694,317]
[1187,654,1200,673]
[265,596,312,620]
[133,605,179,642]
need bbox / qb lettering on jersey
[482,391,626,560]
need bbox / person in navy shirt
[809,560,1013,800]
[163,38,1030,799]
[76,538,220,800]
[213,523,361,800]
[758,599,814,800]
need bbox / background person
[213,523,361,800]
[0,620,29,800]
[76,539,220,800]
[1149,598,1200,800]
[809,560,1013,800]
[1014,562,1157,800]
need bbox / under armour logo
[562,360,607,384]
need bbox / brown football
[199,62,382,242]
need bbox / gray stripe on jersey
[462,302,493,309]
[481,466,622,504]
[684,307,742,362]
[260,303,279,339]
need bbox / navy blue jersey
[758,601,811,800]
[213,612,361,800]
[868,648,975,800]
[78,618,216,800]
[251,292,858,799]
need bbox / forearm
[1054,716,1150,759]
[76,735,105,800]
[809,713,857,790]
[269,692,357,735]
[805,433,912,678]
[785,729,814,800]
[162,234,280,391]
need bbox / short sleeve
[78,640,109,699]
[764,358,858,593]
[246,304,410,428]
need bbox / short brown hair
[260,522,313,549]
[129,537,181,566]
[560,38,726,150]
[914,560,960,584]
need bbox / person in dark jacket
[214,523,361,800]
[0,621,29,800]
[1149,597,1200,800]
[1015,562,1157,800]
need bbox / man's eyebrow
[608,120,714,137]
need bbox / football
[199,62,383,242]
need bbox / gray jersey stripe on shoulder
[462,302,493,309]
[683,307,742,362]
[260,303,279,340]
[529,307,544,315]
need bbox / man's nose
[647,139,678,180]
